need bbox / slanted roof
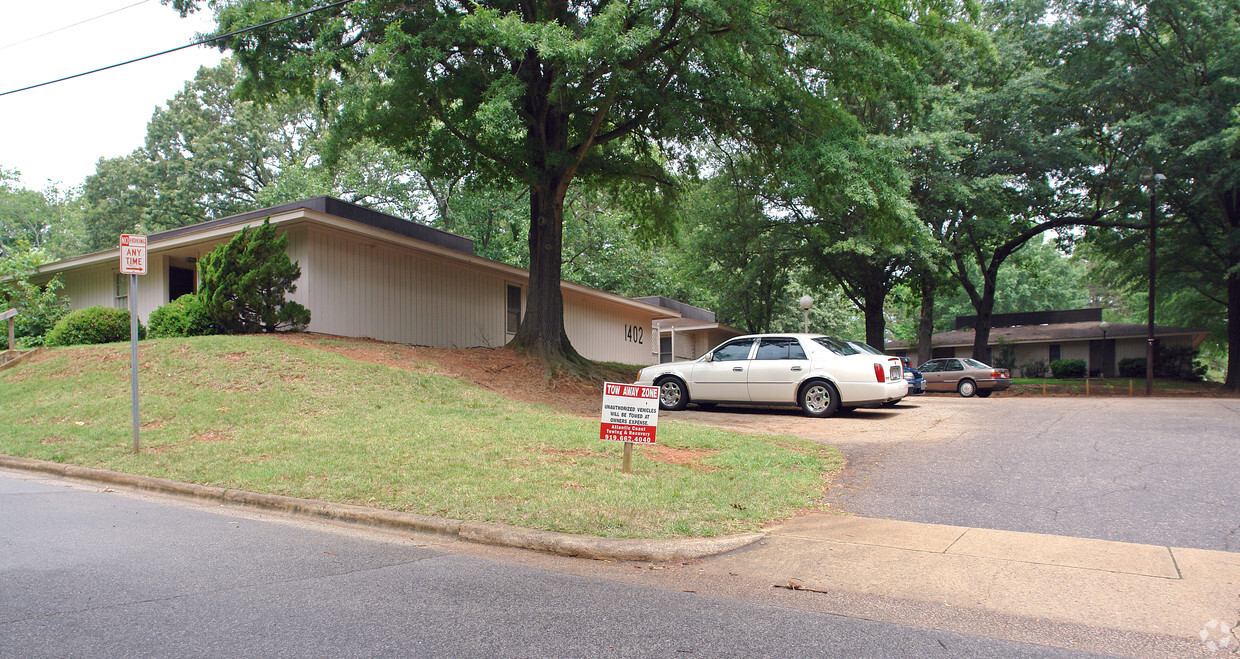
[889,319,1210,350]
[36,196,679,322]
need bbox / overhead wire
[0,0,153,51]
[0,0,356,98]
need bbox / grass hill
[0,334,840,538]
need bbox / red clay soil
[276,333,638,416]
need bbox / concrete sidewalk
[702,514,1240,648]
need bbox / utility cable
[0,0,153,51]
[0,0,356,98]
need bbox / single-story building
[34,196,728,366]
[637,296,744,363]
[888,308,1209,377]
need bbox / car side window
[946,360,964,372]
[755,338,807,360]
[918,361,937,372]
[711,339,755,362]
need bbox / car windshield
[961,358,990,369]
[813,336,860,356]
[846,341,885,355]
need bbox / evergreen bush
[1118,357,1145,378]
[1050,358,1086,379]
[197,217,311,333]
[148,294,215,338]
[45,306,145,346]
[1019,359,1048,378]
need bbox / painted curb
[0,455,764,562]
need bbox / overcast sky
[0,1,224,191]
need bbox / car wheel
[976,390,992,398]
[656,377,689,411]
[799,380,841,418]
[958,379,977,397]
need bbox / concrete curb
[0,455,763,562]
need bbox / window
[813,336,860,355]
[711,338,756,362]
[945,359,964,372]
[506,285,522,334]
[660,336,673,363]
[1049,344,1061,362]
[755,337,807,360]
[114,273,128,309]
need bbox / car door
[689,338,756,402]
[746,337,810,403]
[934,359,966,390]
[919,359,949,392]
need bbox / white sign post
[600,382,659,473]
[120,234,147,453]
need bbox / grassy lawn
[1008,377,1226,396]
[0,335,841,539]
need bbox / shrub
[1118,357,1146,378]
[1050,358,1086,379]
[1,243,69,346]
[45,306,145,346]
[149,294,215,338]
[1019,360,1048,378]
[197,217,310,333]
[993,339,1017,371]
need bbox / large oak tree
[169,0,970,368]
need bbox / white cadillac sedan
[634,334,907,418]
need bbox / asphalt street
[0,470,1101,658]
[677,396,1240,552]
[831,397,1240,552]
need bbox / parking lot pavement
[673,396,1240,552]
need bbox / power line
[0,0,356,98]
[0,0,154,52]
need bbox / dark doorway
[169,266,195,302]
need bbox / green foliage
[1020,359,1048,378]
[45,306,144,346]
[197,218,310,333]
[1050,359,1086,379]
[177,0,975,361]
[993,339,1018,371]
[78,60,432,252]
[0,242,69,346]
[1118,358,1145,379]
[148,294,216,338]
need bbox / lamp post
[799,295,814,333]
[1099,320,1110,378]
[1141,170,1165,396]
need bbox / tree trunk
[1227,271,1239,390]
[1224,190,1240,390]
[971,277,997,363]
[508,177,584,368]
[863,285,887,351]
[917,276,936,365]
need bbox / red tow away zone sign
[600,382,659,444]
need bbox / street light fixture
[1141,170,1166,396]
[799,295,814,333]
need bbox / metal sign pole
[130,273,139,453]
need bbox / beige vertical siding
[300,226,507,348]
[564,295,656,365]
[57,265,118,312]
[54,262,166,325]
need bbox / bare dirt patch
[276,333,637,417]
[192,430,232,443]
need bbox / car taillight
[874,363,885,382]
